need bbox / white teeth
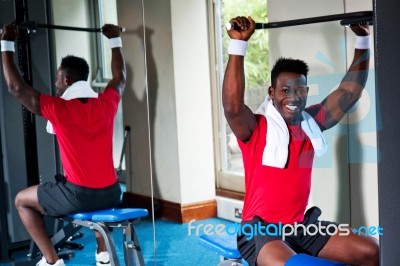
[286,105,297,111]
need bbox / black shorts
[37,174,121,217]
[237,207,336,265]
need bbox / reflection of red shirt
[238,104,326,224]
[40,88,120,188]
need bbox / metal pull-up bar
[0,21,125,34]
[1,10,373,35]
[226,10,373,30]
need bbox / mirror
[138,0,379,263]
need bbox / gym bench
[24,208,148,266]
[199,233,346,266]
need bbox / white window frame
[209,0,269,194]
[209,0,245,194]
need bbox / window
[212,0,268,193]
[96,0,118,80]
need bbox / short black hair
[60,55,89,82]
[270,57,309,87]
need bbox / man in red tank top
[223,16,378,266]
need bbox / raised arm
[222,16,256,143]
[102,24,126,96]
[1,24,41,115]
[321,23,370,129]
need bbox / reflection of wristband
[109,37,122,48]
[1,40,15,52]
[228,39,247,56]
[355,36,370,49]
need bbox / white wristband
[1,40,15,52]
[109,37,122,48]
[228,39,248,56]
[355,36,370,49]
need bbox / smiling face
[269,71,308,125]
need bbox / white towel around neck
[255,96,328,168]
[46,81,98,134]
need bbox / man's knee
[361,239,379,264]
[348,237,380,265]
[257,240,295,266]
[15,190,26,209]
[14,186,41,211]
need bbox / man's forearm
[1,25,41,114]
[1,51,42,115]
[2,51,26,96]
[222,55,246,114]
[111,48,125,79]
[344,33,371,86]
[343,48,370,87]
[110,48,126,94]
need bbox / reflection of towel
[46,81,98,134]
[256,96,328,168]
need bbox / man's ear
[64,75,72,86]
[268,86,274,98]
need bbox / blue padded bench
[26,208,149,266]
[199,233,248,266]
[67,208,148,266]
[199,233,346,266]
